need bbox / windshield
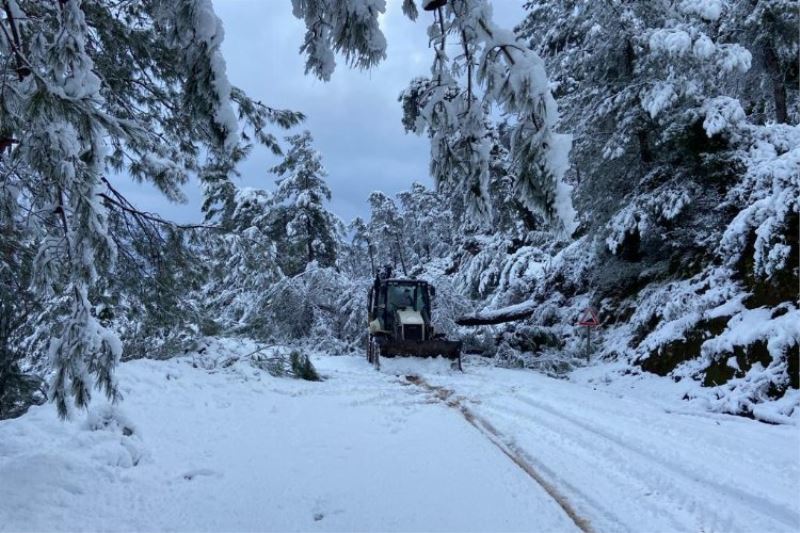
[386,284,427,312]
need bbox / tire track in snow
[479,400,731,532]
[404,371,799,533]
[404,374,595,533]
[508,392,800,531]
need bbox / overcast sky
[116,1,525,224]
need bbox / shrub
[289,350,320,381]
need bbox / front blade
[379,339,462,359]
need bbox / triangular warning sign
[577,307,600,327]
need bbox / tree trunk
[638,130,652,163]
[305,214,314,264]
[456,301,536,326]
[764,45,789,124]
[366,238,376,276]
[394,235,408,276]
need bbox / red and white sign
[577,307,600,327]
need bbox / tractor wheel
[372,338,381,371]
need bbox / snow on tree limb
[1,0,301,416]
[400,0,577,235]
[291,0,388,81]
[289,0,576,234]
[155,0,240,154]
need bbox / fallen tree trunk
[456,301,536,326]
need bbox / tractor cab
[366,271,460,370]
[368,278,433,341]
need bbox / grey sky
[116,1,525,224]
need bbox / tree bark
[394,234,408,276]
[637,130,652,163]
[456,302,536,326]
[764,45,789,124]
[2,0,31,79]
[305,214,314,264]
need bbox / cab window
[387,285,416,310]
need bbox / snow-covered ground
[405,357,800,533]
[1,341,798,532]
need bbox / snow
[53,1,103,100]
[462,300,536,323]
[702,307,800,361]
[2,343,798,532]
[551,133,578,236]
[680,0,723,21]
[717,44,752,73]
[642,82,677,119]
[649,29,692,56]
[196,0,239,153]
[167,0,239,153]
[401,0,577,233]
[692,34,715,59]
[0,345,573,532]
[702,96,746,136]
[291,0,387,81]
[426,359,800,533]
[721,124,800,278]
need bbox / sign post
[576,307,600,358]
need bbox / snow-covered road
[396,359,800,533]
[1,347,798,532]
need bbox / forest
[0,1,798,423]
[1,1,799,531]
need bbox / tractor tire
[367,335,380,370]
[372,337,381,371]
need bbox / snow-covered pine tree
[343,217,375,278]
[396,182,454,264]
[199,187,285,339]
[512,0,799,413]
[722,0,798,125]
[517,0,796,285]
[290,0,388,81]
[105,209,210,362]
[292,0,575,234]
[367,191,408,275]
[521,0,744,223]
[14,0,125,419]
[400,0,575,233]
[269,131,343,275]
[0,191,42,419]
[0,0,301,416]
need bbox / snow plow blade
[378,339,462,359]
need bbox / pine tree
[396,182,454,263]
[510,0,799,406]
[270,131,342,275]
[0,0,300,416]
[199,187,284,339]
[0,200,42,419]
[290,0,387,81]
[367,192,408,276]
[723,0,798,125]
[404,1,575,233]
[518,0,757,265]
[344,217,375,278]
[108,216,209,361]
[292,0,576,234]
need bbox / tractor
[366,271,462,370]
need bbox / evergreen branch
[98,177,221,231]
[1,0,32,80]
